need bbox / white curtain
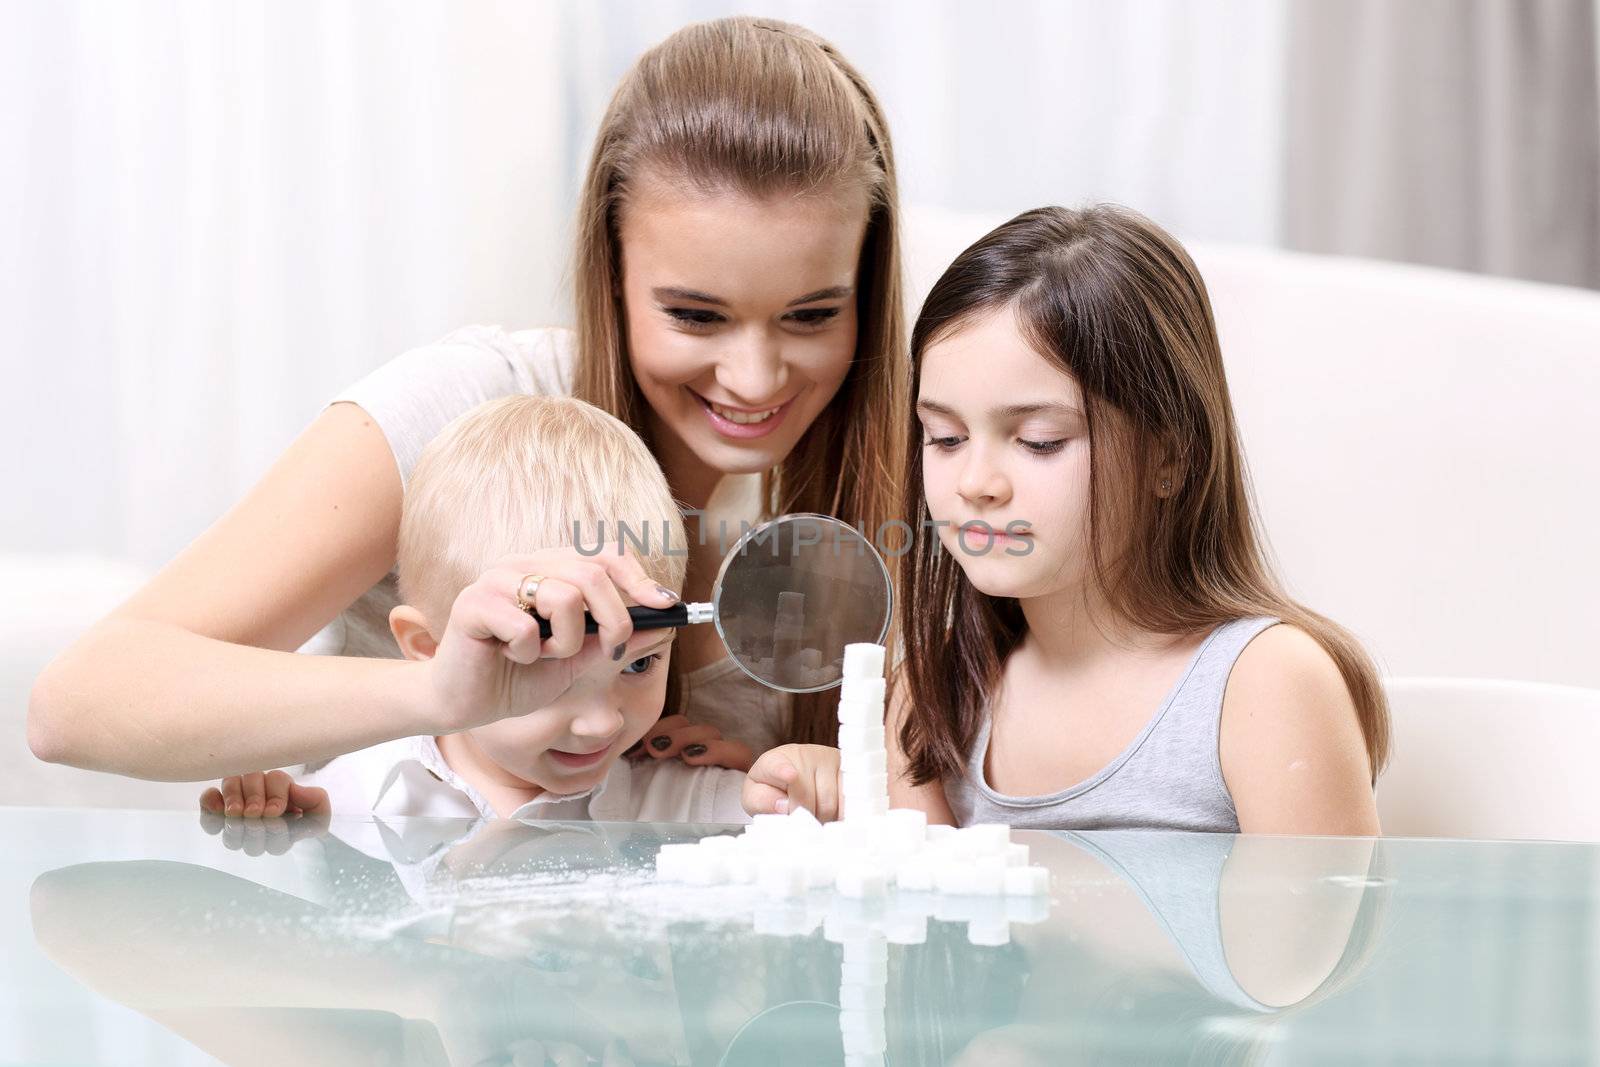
[1,0,1288,571]
[1285,0,1600,289]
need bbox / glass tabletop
[2,807,1594,1065]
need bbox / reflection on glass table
[7,808,1596,1065]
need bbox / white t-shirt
[300,733,750,825]
[305,324,790,756]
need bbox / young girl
[29,17,906,790]
[892,205,1387,836]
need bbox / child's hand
[199,770,330,818]
[742,744,842,821]
[640,714,755,771]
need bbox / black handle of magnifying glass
[532,604,699,640]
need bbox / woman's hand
[639,714,755,771]
[420,546,679,733]
[742,743,843,820]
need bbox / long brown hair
[899,205,1389,785]
[570,17,907,745]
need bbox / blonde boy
[202,395,748,823]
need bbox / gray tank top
[945,617,1280,834]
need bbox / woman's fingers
[199,786,224,815]
[680,739,755,772]
[262,770,293,817]
[220,775,245,817]
[642,715,691,756]
[644,723,723,760]
[561,557,633,663]
[457,581,543,658]
[532,575,588,660]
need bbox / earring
[1160,479,1172,494]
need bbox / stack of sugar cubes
[653,642,1051,903]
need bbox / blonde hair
[398,395,686,628]
[570,16,908,744]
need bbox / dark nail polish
[656,585,680,603]
[650,736,671,751]
[613,643,626,661]
[683,743,707,758]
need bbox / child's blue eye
[1020,438,1066,455]
[622,653,661,676]
[923,435,965,450]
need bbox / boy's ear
[389,605,439,661]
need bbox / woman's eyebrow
[787,286,853,306]
[652,286,726,306]
[651,285,853,307]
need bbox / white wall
[1,0,1290,569]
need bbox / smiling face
[466,636,675,795]
[617,178,869,490]
[918,305,1100,602]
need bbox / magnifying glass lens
[713,515,892,693]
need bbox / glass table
[2,807,1594,1065]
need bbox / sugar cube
[842,937,888,965]
[933,863,978,896]
[968,920,1012,947]
[840,981,888,1011]
[756,862,807,897]
[839,677,887,703]
[840,749,888,776]
[838,721,887,751]
[843,643,886,680]
[1005,842,1030,867]
[836,697,886,725]
[953,823,1011,856]
[685,854,729,886]
[841,954,888,985]
[843,772,889,799]
[840,1008,886,1040]
[1005,895,1052,925]
[884,808,928,835]
[895,860,934,892]
[843,1031,888,1056]
[1004,866,1050,896]
[884,910,928,945]
[836,864,888,898]
[654,843,700,881]
[844,796,889,819]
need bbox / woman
[28,16,907,786]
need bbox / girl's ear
[389,605,440,661]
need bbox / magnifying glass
[530,513,892,693]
